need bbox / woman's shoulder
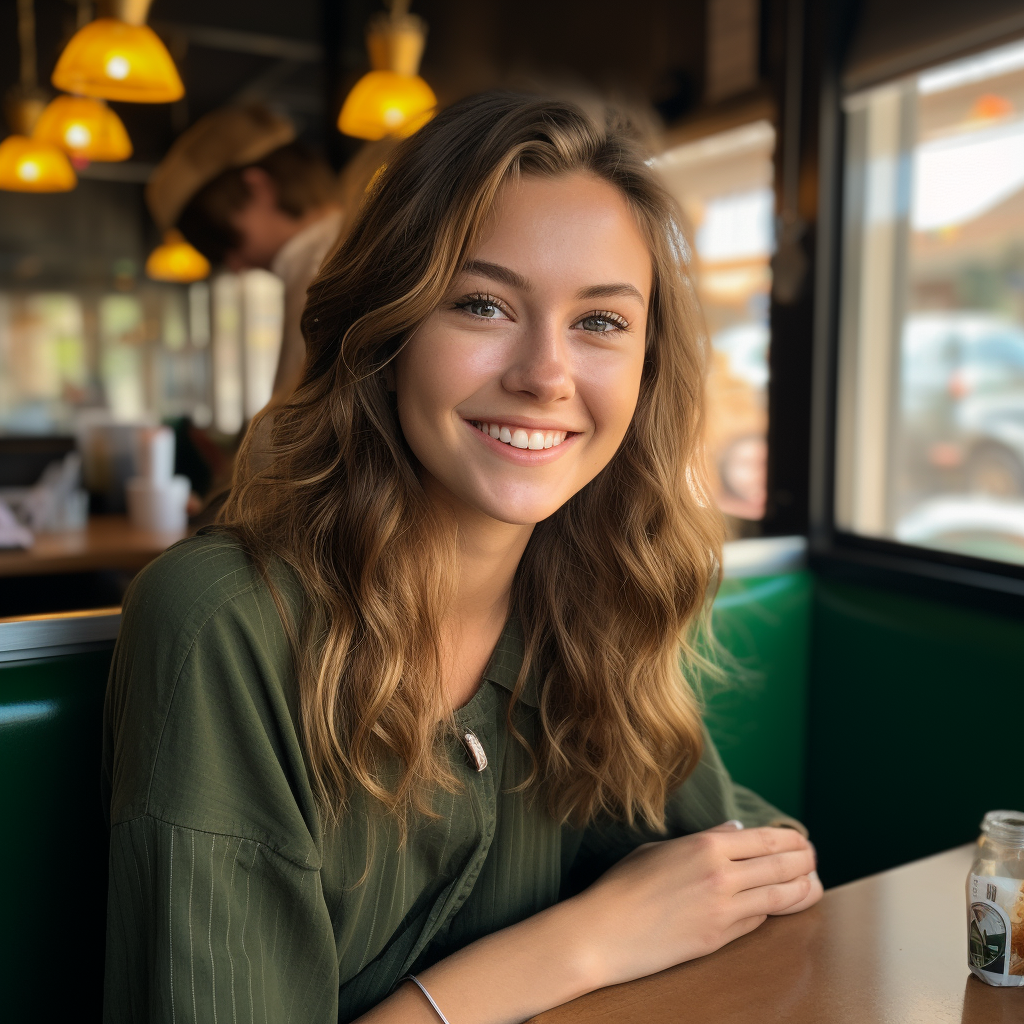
[108,532,315,850]
[112,531,299,714]
[125,530,258,620]
[120,530,297,650]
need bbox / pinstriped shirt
[102,535,798,1023]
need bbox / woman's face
[395,171,652,527]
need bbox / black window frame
[774,0,1024,611]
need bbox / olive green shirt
[103,534,799,1023]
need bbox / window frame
[808,23,1024,605]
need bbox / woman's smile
[464,417,580,464]
[470,420,572,450]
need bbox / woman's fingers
[734,874,814,918]
[732,848,816,891]
[769,870,824,916]
[714,825,810,861]
[706,819,745,833]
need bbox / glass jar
[967,810,1024,987]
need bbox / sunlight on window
[653,120,775,525]
[837,39,1024,567]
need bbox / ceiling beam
[151,22,323,63]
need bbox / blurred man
[146,104,342,406]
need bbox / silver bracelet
[400,975,451,1024]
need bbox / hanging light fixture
[338,0,437,140]
[0,135,77,192]
[33,95,132,163]
[52,0,184,104]
[145,230,210,282]
[0,0,77,192]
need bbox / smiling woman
[103,92,821,1024]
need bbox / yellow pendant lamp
[146,230,210,282]
[338,0,436,140]
[33,95,133,162]
[0,134,77,192]
[0,0,76,191]
[52,0,184,104]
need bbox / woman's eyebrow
[576,283,646,305]
[461,259,532,291]
[460,260,645,307]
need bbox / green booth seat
[0,537,812,1021]
[708,536,811,820]
[1,609,119,1023]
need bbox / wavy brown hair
[221,92,723,832]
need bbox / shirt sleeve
[104,816,338,1024]
[564,727,806,892]
[103,538,339,1023]
[660,726,807,836]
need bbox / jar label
[968,873,1024,986]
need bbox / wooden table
[531,845,1023,1024]
[0,515,184,577]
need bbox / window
[211,270,284,435]
[0,292,89,433]
[837,37,1024,568]
[0,284,224,437]
[653,120,775,524]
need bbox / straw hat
[146,103,296,231]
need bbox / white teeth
[474,421,571,449]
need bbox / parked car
[900,312,1024,498]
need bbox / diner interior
[1,0,1023,1020]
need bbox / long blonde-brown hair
[221,92,723,832]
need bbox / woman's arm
[358,825,815,1024]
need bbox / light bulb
[105,55,131,80]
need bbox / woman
[103,92,821,1024]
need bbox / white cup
[134,426,176,483]
[125,475,190,533]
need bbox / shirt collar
[481,615,539,708]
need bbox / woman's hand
[571,825,818,990]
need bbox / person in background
[146,104,343,407]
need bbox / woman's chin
[458,490,564,529]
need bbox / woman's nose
[500,324,575,404]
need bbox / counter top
[530,844,1018,1023]
[0,514,183,577]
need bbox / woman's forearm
[356,827,820,1024]
[355,894,599,1024]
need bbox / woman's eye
[457,298,508,319]
[578,314,626,333]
